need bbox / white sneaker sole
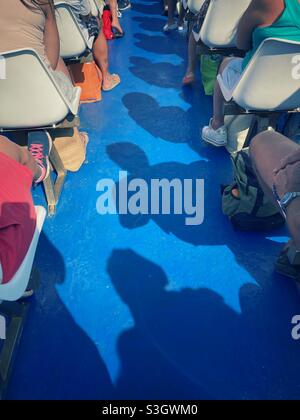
[202,134,227,148]
[44,131,53,180]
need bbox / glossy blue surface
[8,0,300,400]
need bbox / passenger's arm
[40,0,60,70]
[236,0,282,51]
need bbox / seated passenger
[63,0,121,91]
[0,132,51,285]
[202,0,300,147]
[0,0,77,104]
[182,0,210,85]
[250,131,300,282]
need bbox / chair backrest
[233,38,300,112]
[55,1,90,59]
[89,0,99,16]
[0,206,46,302]
[89,0,105,16]
[0,48,80,130]
[187,0,205,14]
[200,0,251,48]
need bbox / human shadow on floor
[107,141,289,286]
[129,57,186,89]
[134,33,185,59]
[131,1,164,16]
[7,233,114,400]
[122,92,213,157]
[108,249,300,400]
[133,16,166,33]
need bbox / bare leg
[250,131,300,249]
[183,33,198,83]
[93,28,120,90]
[167,0,177,25]
[211,57,234,130]
[109,0,123,34]
[0,135,40,179]
[178,3,186,27]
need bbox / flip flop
[102,74,121,92]
[182,74,196,85]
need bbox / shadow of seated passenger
[132,16,167,33]
[129,57,185,89]
[108,249,300,400]
[122,92,212,145]
[7,233,115,400]
[131,1,164,16]
[107,141,290,286]
[134,32,185,59]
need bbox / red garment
[102,9,113,40]
[0,152,36,284]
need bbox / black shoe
[118,0,131,11]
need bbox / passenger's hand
[273,148,300,175]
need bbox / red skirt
[0,152,36,284]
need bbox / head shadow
[107,141,287,287]
[107,249,300,400]
[7,232,115,400]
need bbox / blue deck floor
[7,0,300,400]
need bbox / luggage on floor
[222,148,285,231]
[49,128,89,173]
[68,61,102,104]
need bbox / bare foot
[182,72,196,85]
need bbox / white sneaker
[202,119,227,147]
[177,21,187,32]
[163,23,178,32]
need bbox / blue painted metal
[7,0,300,400]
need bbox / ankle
[211,118,224,130]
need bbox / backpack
[222,148,285,231]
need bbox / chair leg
[0,301,30,400]
[43,142,67,216]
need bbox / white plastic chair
[218,38,300,112]
[193,0,251,47]
[89,0,105,17]
[0,206,46,304]
[0,48,81,130]
[187,0,205,14]
[0,206,46,392]
[55,1,94,60]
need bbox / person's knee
[251,130,293,161]
[218,57,233,75]
[250,131,279,163]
